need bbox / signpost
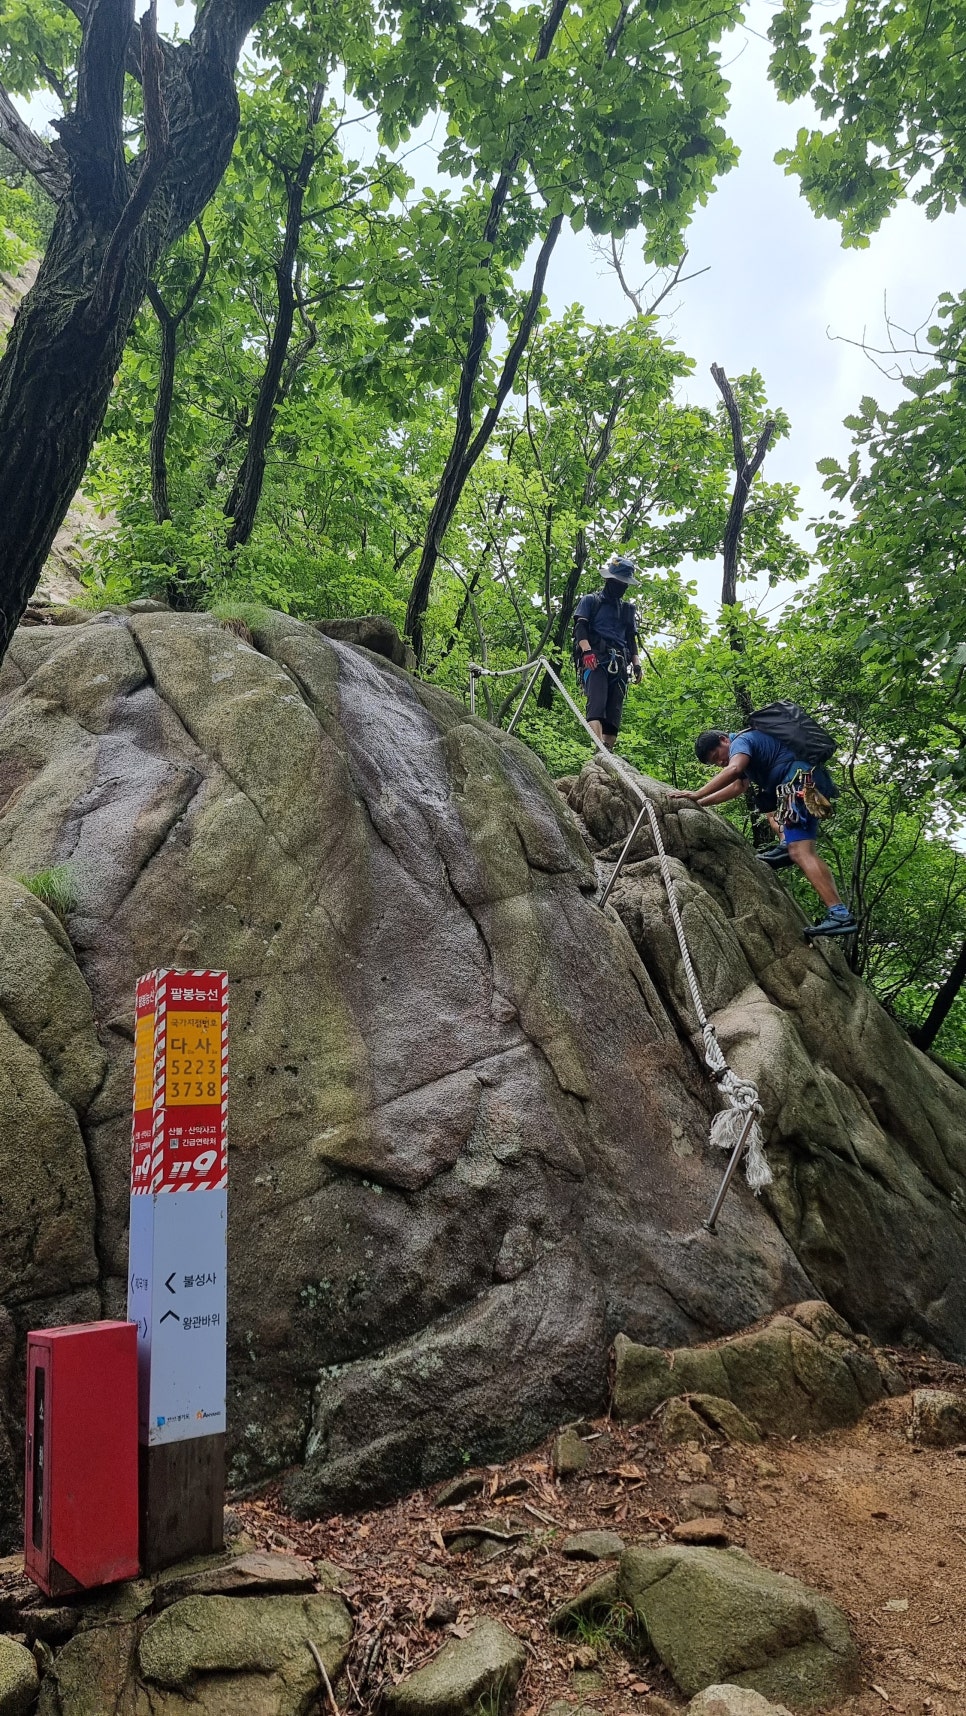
[127,970,228,1570]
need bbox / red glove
[581,651,599,673]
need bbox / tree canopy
[1,0,965,1061]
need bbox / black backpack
[749,700,836,766]
[571,592,636,680]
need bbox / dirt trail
[233,1353,966,1714]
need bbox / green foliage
[572,1603,643,1654]
[18,863,77,919]
[0,143,49,271]
[768,0,966,242]
[5,0,962,1057]
[806,292,966,790]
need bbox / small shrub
[572,1602,646,1655]
[18,864,78,919]
[207,597,276,639]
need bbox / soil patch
[230,1348,966,1713]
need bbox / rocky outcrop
[0,1634,38,1716]
[613,1301,903,1434]
[1,607,964,1544]
[34,1588,351,1716]
[908,1387,966,1447]
[564,763,966,1357]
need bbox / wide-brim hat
[607,556,636,585]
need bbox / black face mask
[602,578,630,600]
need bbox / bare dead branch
[711,361,776,606]
[308,1640,340,1716]
[0,84,70,201]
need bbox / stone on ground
[688,1688,793,1716]
[154,1551,315,1605]
[615,1303,898,1437]
[681,1485,720,1517]
[138,1592,352,1714]
[658,1396,760,1446]
[36,1623,139,1716]
[384,1616,525,1715]
[553,1428,589,1477]
[619,1543,859,1704]
[909,1388,966,1447]
[436,1474,486,1507]
[671,1517,730,1545]
[561,1530,625,1560]
[0,1635,39,1716]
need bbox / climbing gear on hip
[776,770,833,832]
[605,648,625,677]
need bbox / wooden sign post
[127,970,228,1571]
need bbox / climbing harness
[468,656,771,1231]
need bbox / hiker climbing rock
[572,555,644,752]
[671,703,858,939]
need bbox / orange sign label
[164,1011,223,1107]
[134,1013,154,1113]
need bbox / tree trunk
[709,363,773,793]
[225,88,323,551]
[0,0,273,665]
[404,211,564,663]
[536,528,588,709]
[909,937,966,1052]
[710,363,775,609]
[403,0,569,665]
[146,224,211,528]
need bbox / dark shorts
[584,663,627,735]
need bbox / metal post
[598,801,649,910]
[469,668,477,716]
[703,1111,757,1234]
[506,660,543,734]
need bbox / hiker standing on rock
[573,556,644,752]
[670,707,857,940]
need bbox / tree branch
[87,0,170,329]
[465,214,564,468]
[60,0,132,211]
[0,85,69,201]
[711,361,776,607]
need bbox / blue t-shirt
[729,729,803,792]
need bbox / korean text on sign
[130,970,228,1195]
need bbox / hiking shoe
[804,908,858,939]
[756,844,792,869]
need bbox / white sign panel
[128,1189,227,1445]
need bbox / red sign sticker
[130,971,228,1194]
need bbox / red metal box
[24,1321,140,1595]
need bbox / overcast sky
[25,0,961,614]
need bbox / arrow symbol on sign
[159,1310,179,1325]
[165,1272,177,1294]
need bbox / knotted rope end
[709,1103,773,1194]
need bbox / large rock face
[0,608,963,1544]
[563,764,966,1359]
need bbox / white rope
[470,656,771,1193]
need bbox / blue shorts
[782,813,819,844]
